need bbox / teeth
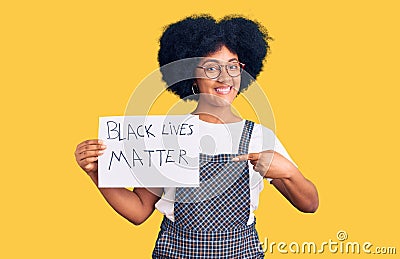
[215,86,232,94]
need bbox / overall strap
[238,120,255,154]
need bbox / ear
[191,80,200,94]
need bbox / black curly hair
[158,14,271,100]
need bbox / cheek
[233,77,241,87]
[197,79,214,91]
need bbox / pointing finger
[232,153,260,162]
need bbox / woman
[75,14,318,258]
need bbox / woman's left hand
[233,150,319,213]
[232,150,296,179]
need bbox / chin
[199,93,234,107]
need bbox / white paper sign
[98,115,200,187]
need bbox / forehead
[204,45,238,62]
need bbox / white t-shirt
[155,120,297,225]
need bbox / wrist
[87,171,99,185]
[264,167,295,180]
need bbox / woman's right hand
[75,139,107,174]
[74,139,162,225]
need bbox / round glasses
[197,61,245,79]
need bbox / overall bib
[153,120,264,258]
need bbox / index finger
[76,139,103,149]
[232,153,260,162]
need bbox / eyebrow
[202,58,239,65]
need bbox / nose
[217,66,233,83]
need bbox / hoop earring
[192,83,199,95]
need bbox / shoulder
[248,121,275,151]
[248,121,276,142]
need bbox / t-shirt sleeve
[260,126,298,182]
[273,135,298,168]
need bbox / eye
[228,64,239,70]
[205,65,220,72]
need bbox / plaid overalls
[153,120,264,258]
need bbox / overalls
[153,120,264,258]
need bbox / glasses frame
[196,62,246,79]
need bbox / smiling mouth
[214,86,233,95]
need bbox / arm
[233,151,319,213]
[75,139,162,225]
[269,162,319,213]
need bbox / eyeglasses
[197,61,245,79]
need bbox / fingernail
[101,145,107,149]
[98,140,103,144]
[232,157,239,162]
[98,150,104,154]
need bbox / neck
[192,101,241,124]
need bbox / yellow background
[1,0,399,258]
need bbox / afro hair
[158,14,271,100]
